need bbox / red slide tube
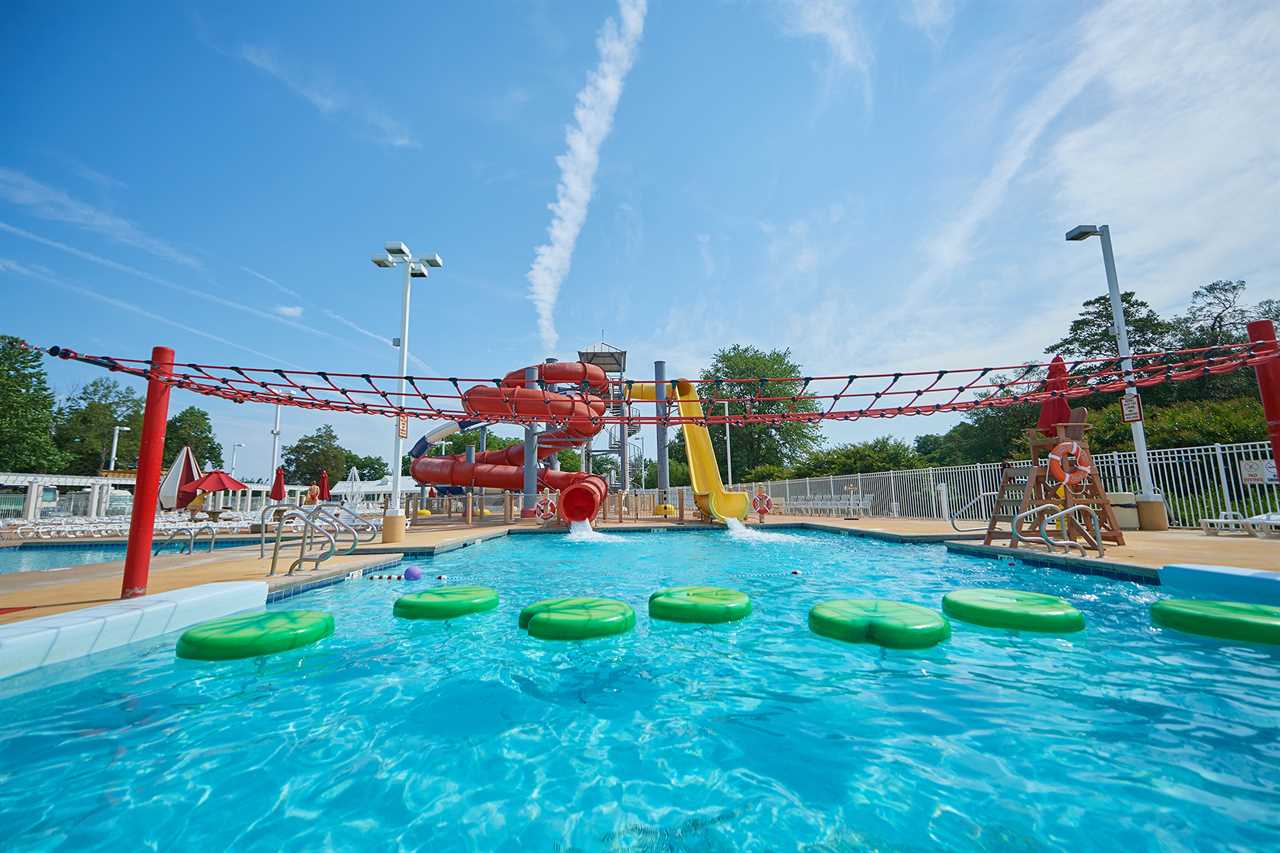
[1248,319,1280,464]
[121,346,174,598]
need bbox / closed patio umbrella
[158,446,203,510]
[319,469,331,501]
[270,467,286,502]
[1036,356,1072,437]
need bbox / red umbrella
[270,467,286,501]
[318,469,331,501]
[180,470,249,497]
[1037,356,1072,437]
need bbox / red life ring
[751,493,774,514]
[535,496,558,520]
[1047,441,1093,488]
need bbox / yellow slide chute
[628,380,749,522]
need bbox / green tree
[1047,292,1175,360]
[741,463,790,482]
[53,378,144,475]
[674,345,822,477]
[163,406,224,469]
[1086,397,1266,453]
[346,453,389,480]
[282,425,351,485]
[790,437,923,478]
[0,337,62,472]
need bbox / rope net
[34,340,1278,429]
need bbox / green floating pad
[1151,599,1280,645]
[518,597,635,641]
[394,585,499,620]
[649,586,751,624]
[176,610,334,661]
[809,599,950,649]
[942,588,1085,633]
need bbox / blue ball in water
[403,566,423,581]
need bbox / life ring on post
[751,493,774,515]
[535,495,558,521]
[1047,441,1093,488]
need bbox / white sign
[1121,395,1143,424]
[397,415,409,439]
[1240,459,1278,486]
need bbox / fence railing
[632,441,1277,528]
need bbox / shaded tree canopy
[0,336,62,473]
[53,378,144,475]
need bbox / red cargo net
[32,339,1278,428]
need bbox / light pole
[269,404,282,472]
[722,401,733,486]
[628,434,646,489]
[1065,224,1166,529]
[372,242,443,542]
[108,425,131,471]
[230,442,245,477]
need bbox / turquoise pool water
[1,528,1278,850]
[0,539,250,574]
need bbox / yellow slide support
[628,380,749,522]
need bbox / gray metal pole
[722,400,732,486]
[655,360,670,503]
[270,404,282,472]
[522,366,538,515]
[389,259,412,517]
[465,444,476,517]
[1098,225,1156,500]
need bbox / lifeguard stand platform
[984,408,1125,554]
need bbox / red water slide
[409,362,610,521]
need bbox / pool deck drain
[2,514,1276,626]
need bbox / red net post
[121,346,174,599]
[1248,320,1280,464]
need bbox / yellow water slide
[628,380,749,522]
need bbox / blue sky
[3,0,1278,480]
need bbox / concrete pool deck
[1,513,1274,626]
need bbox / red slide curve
[409,362,610,522]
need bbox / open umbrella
[159,446,204,510]
[318,469,331,501]
[270,467,286,502]
[1037,355,1072,437]
[180,470,249,498]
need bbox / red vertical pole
[121,346,174,599]
[1248,319,1280,464]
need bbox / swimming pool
[0,539,252,574]
[1,527,1277,849]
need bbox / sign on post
[397,414,408,439]
[1240,459,1279,486]
[1121,395,1143,424]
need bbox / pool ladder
[152,524,218,556]
[266,509,336,576]
[1011,503,1105,557]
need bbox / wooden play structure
[984,408,1125,556]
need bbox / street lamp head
[117,425,131,432]
[384,241,411,258]
[372,254,396,268]
[409,263,429,279]
[1065,225,1100,242]
[421,253,443,268]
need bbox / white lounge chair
[1242,512,1280,539]
[1201,511,1248,536]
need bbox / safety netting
[33,339,1278,428]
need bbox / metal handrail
[949,490,999,532]
[1011,503,1059,550]
[1040,505,1105,558]
[190,523,218,553]
[306,506,359,556]
[259,502,301,557]
[269,509,336,576]
[319,502,380,542]
[153,527,193,556]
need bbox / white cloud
[275,305,303,317]
[900,0,956,44]
[0,221,351,347]
[776,0,871,107]
[526,0,647,353]
[242,265,303,300]
[321,308,434,373]
[0,168,199,267]
[0,258,300,366]
[239,44,416,148]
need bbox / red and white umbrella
[158,446,203,510]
